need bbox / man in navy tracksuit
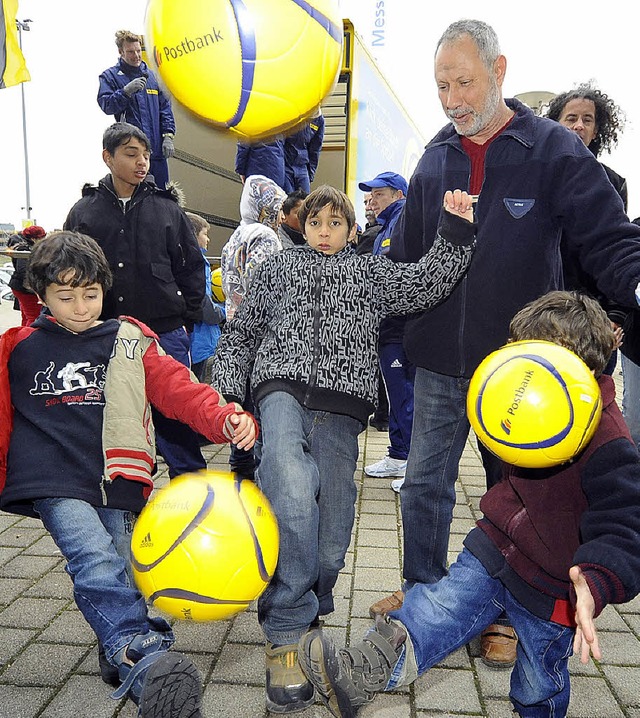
[359,172,413,491]
[98,30,176,189]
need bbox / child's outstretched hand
[570,565,602,664]
[223,407,256,450]
[443,189,475,223]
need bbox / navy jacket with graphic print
[389,98,640,378]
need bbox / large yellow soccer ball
[131,471,279,621]
[467,340,602,468]
[145,0,343,141]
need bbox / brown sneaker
[368,590,404,619]
[265,642,315,713]
[480,624,518,668]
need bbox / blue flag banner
[1,0,30,89]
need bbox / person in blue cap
[358,171,414,491]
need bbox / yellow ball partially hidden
[131,471,279,621]
[467,340,602,468]
[145,0,343,141]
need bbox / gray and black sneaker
[112,631,202,718]
[298,615,407,718]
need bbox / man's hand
[443,189,475,223]
[570,565,602,664]
[123,76,147,97]
[162,135,175,159]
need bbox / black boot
[298,615,406,717]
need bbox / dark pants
[153,328,206,479]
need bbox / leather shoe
[369,589,404,619]
[480,624,518,668]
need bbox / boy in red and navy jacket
[0,231,257,718]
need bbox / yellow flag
[1,0,30,89]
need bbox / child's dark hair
[298,185,356,233]
[282,189,307,216]
[509,291,615,377]
[26,231,113,298]
[103,122,151,155]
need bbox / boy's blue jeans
[256,391,362,646]
[389,548,574,717]
[34,498,174,665]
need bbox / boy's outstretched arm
[443,189,475,223]
[570,565,602,664]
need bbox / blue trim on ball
[149,587,250,606]
[235,477,273,582]
[132,483,216,573]
[227,0,256,128]
[290,0,343,43]
[475,353,574,449]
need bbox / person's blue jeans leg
[153,327,207,478]
[256,392,360,645]
[621,353,640,449]
[400,368,471,587]
[379,342,415,461]
[506,593,573,718]
[149,156,169,189]
[33,498,173,664]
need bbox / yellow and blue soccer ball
[145,0,343,141]
[211,266,225,304]
[131,471,279,621]
[467,340,602,468]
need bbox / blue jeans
[33,498,173,665]
[256,392,362,645]
[621,353,640,449]
[389,549,574,717]
[153,327,207,479]
[400,368,474,586]
[379,343,415,461]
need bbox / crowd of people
[2,17,640,718]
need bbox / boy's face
[196,228,209,250]
[304,203,355,256]
[41,273,103,333]
[102,137,150,197]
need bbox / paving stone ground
[0,300,638,717]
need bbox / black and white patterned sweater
[211,212,475,423]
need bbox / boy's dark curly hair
[546,82,625,157]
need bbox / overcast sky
[1,0,638,230]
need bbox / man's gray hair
[436,19,501,70]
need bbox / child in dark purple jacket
[299,290,640,718]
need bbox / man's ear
[102,148,113,169]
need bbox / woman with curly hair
[546,83,627,206]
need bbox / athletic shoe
[364,456,407,478]
[265,642,315,713]
[390,477,404,493]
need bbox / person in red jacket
[0,231,257,718]
[299,289,640,718]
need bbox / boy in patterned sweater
[0,231,257,718]
[210,185,476,713]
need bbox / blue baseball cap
[358,171,408,195]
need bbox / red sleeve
[141,339,258,444]
[0,327,37,492]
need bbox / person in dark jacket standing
[299,291,640,718]
[358,172,413,490]
[7,224,46,326]
[64,122,207,480]
[98,30,176,189]
[370,19,640,670]
[235,139,286,189]
[283,110,325,193]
